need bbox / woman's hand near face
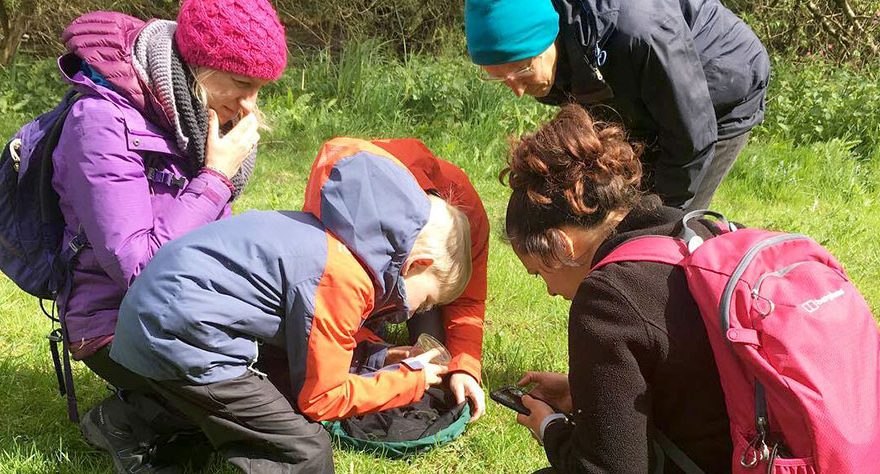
[518,371,572,413]
[205,109,260,179]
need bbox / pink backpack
[592,211,880,473]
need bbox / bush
[4,0,879,65]
[756,61,880,159]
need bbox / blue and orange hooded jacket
[333,138,489,383]
[110,138,445,420]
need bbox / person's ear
[557,229,576,260]
[401,257,434,276]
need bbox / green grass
[1,50,878,473]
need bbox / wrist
[203,165,231,180]
[201,166,235,194]
[538,413,568,445]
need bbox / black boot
[80,396,181,474]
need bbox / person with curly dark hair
[501,104,732,473]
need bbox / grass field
[1,48,878,473]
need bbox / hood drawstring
[247,339,268,377]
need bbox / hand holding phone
[490,385,531,415]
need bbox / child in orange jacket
[349,138,490,420]
[104,138,473,471]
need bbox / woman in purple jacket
[51,0,287,471]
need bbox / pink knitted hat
[175,0,287,80]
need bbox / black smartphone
[490,385,531,415]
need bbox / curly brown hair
[501,104,654,268]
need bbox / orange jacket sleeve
[297,233,426,421]
[439,168,488,382]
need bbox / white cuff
[539,413,568,443]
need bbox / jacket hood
[303,138,431,318]
[61,11,172,130]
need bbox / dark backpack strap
[39,90,82,225]
[37,90,85,424]
[591,236,689,272]
[653,430,707,474]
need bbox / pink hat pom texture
[175,0,288,80]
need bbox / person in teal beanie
[464,0,771,211]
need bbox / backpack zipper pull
[9,138,22,172]
[765,442,779,474]
[741,417,770,468]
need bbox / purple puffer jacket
[53,12,234,358]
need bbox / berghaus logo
[800,289,845,313]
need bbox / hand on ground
[450,372,486,422]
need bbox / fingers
[452,377,466,404]
[227,113,259,138]
[425,363,449,386]
[208,109,220,141]
[521,394,538,409]
[517,371,535,387]
[470,387,486,422]
[414,348,442,364]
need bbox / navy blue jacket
[542,0,770,207]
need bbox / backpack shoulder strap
[39,90,83,225]
[591,235,688,272]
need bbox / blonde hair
[409,195,473,306]
[191,67,269,130]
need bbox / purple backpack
[1,90,87,421]
[0,90,84,299]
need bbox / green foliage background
[0,1,879,471]
[2,0,880,64]
[0,41,879,472]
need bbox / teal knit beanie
[465,0,560,66]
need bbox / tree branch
[0,1,10,38]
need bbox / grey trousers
[687,132,751,211]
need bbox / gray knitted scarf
[132,20,254,199]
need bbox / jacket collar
[541,0,619,105]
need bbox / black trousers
[83,346,197,437]
[84,347,334,473]
[687,132,751,211]
[405,308,446,345]
[151,371,334,474]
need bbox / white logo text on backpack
[800,289,845,313]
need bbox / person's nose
[239,90,259,115]
[505,78,526,98]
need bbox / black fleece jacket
[542,204,733,473]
